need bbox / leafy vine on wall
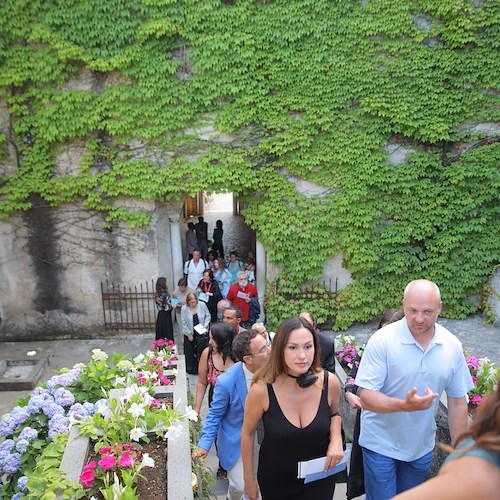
[0,0,498,329]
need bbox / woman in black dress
[241,316,343,500]
[154,277,174,342]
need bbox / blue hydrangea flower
[2,451,21,474]
[48,414,68,439]
[15,440,29,453]
[82,402,96,416]
[28,389,53,413]
[0,415,16,437]
[12,492,24,500]
[67,403,92,423]
[17,427,38,442]
[53,387,75,407]
[17,475,28,491]
[42,401,64,419]
[46,368,82,391]
[0,439,15,468]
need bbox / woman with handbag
[181,292,211,375]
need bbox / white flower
[171,368,179,376]
[165,422,183,440]
[145,350,155,358]
[185,405,198,422]
[141,391,154,406]
[134,353,145,364]
[128,403,146,418]
[73,362,86,370]
[115,376,126,386]
[112,473,127,497]
[117,360,134,371]
[130,427,146,441]
[141,453,155,468]
[91,348,108,361]
[95,400,112,419]
[124,384,142,399]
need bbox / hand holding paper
[297,445,351,484]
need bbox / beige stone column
[256,239,266,323]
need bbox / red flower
[98,454,117,471]
[80,462,96,487]
[98,446,113,454]
[119,452,134,467]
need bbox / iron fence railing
[101,280,156,330]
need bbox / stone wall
[0,199,182,340]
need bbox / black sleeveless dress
[257,371,336,499]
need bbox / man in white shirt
[184,249,209,289]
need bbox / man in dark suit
[299,311,336,373]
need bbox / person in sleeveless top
[394,385,499,499]
[241,316,343,500]
[195,321,236,413]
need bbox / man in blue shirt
[192,330,270,499]
[355,279,473,500]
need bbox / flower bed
[0,339,195,499]
[464,354,499,412]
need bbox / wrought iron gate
[101,280,156,331]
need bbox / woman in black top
[154,277,174,342]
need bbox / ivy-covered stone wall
[0,0,498,332]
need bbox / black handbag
[346,409,365,498]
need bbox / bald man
[355,279,473,500]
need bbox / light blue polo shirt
[355,318,473,461]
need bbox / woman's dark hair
[155,277,168,296]
[203,269,214,280]
[210,321,236,363]
[254,316,321,384]
[230,251,238,257]
[177,278,187,287]
[216,219,223,228]
[378,308,404,329]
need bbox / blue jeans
[362,447,433,500]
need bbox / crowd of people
[155,238,498,500]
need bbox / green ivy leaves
[0,0,498,328]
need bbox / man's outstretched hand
[403,387,438,411]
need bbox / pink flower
[80,462,96,487]
[338,352,344,358]
[152,398,161,407]
[98,454,117,471]
[344,356,352,363]
[98,446,113,454]
[466,356,479,369]
[119,452,134,467]
[471,375,478,384]
[471,395,482,407]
